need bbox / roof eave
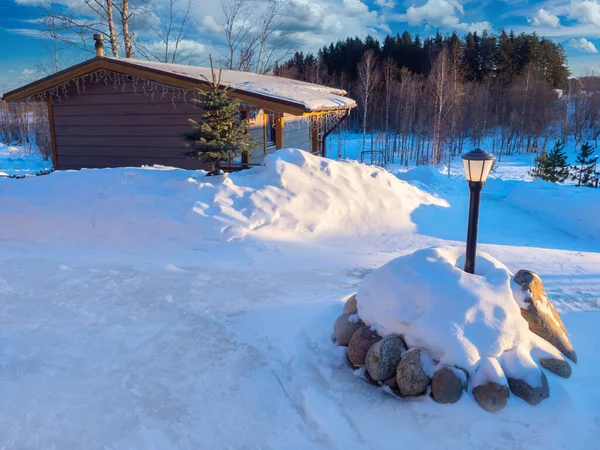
[2,57,356,116]
[2,57,104,102]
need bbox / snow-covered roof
[3,56,356,114]
[105,57,356,113]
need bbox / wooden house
[2,37,355,171]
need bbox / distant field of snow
[0,148,599,449]
[328,131,596,183]
[0,142,52,176]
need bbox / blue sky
[1,0,599,91]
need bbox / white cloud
[343,0,369,16]
[392,0,491,32]
[528,8,561,27]
[140,39,205,63]
[375,0,395,8]
[19,68,38,82]
[200,15,223,35]
[569,37,599,53]
[13,0,49,4]
[2,27,44,38]
[274,0,387,48]
[570,0,600,27]
[403,0,461,28]
[469,21,492,33]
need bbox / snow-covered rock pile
[334,246,577,412]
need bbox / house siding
[52,83,206,170]
[50,82,312,171]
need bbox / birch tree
[220,0,289,73]
[357,49,380,160]
[428,47,453,164]
[40,6,66,73]
[116,0,134,57]
[43,0,139,58]
[382,56,396,161]
[136,0,193,63]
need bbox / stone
[508,371,550,405]
[343,294,358,315]
[431,366,467,404]
[366,336,407,381]
[381,376,397,389]
[348,326,381,367]
[513,270,577,363]
[540,358,572,379]
[472,383,509,412]
[334,313,364,346]
[364,368,380,386]
[396,348,433,397]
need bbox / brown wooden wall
[50,80,311,171]
[52,82,206,169]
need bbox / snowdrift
[396,165,600,243]
[489,178,600,241]
[0,149,446,246]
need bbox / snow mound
[395,165,455,188]
[493,178,600,241]
[356,246,562,375]
[0,149,446,246]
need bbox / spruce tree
[183,61,252,175]
[529,140,570,182]
[573,142,597,187]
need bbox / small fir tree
[183,59,252,175]
[529,140,570,183]
[572,142,597,187]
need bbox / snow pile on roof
[106,57,356,112]
[356,246,562,374]
[0,149,446,247]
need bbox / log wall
[51,80,311,170]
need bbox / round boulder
[396,348,433,397]
[366,336,407,382]
[343,295,358,315]
[472,382,509,412]
[381,376,397,389]
[431,366,467,404]
[540,358,572,379]
[348,326,381,367]
[507,371,550,405]
[334,313,364,346]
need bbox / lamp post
[595,171,600,189]
[461,149,496,274]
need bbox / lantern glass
[463,158,494,183]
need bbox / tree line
[531,141,598,187]
[276,31,599,168]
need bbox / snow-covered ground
[0,148,599,448]
[0,142,52,176]
[327,131,597,182]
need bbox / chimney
[94,34,104,57]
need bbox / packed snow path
[0,150,598,448]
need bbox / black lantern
[461,149,495,274]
